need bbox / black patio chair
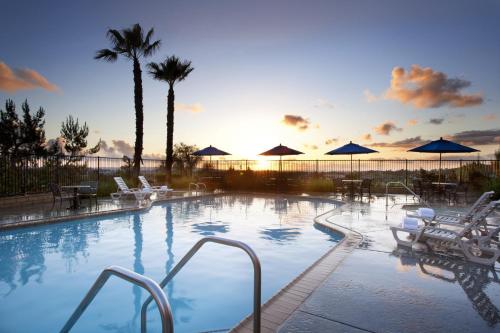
[48,183,73,208]
[359,179,372,198]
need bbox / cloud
[385,65,483,108]
[314,98,335,109]
[370,136,429,149]
[407,119,418,126]
[282,114,310,131]
[325,138,338,145]
[0,61,59,93]
[482,114,496,121]
[363,89,378,102]
[175,102,204,113]
[100,139,165,159]
[362,133,372,141]
[374,121,402,136]
[303,144,318,150]
[429,118,444,125]
[446,129,500,146]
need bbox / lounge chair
[111,177,151,202]
[391,200,500,266]
[412,191,494,226]
[138,176,173,197]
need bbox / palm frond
[106,29,125,47]
[94,48,118,61]
[143,40,161,57]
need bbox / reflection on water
[260,227,301,243]
[393,249,500,327]
[0,195,340,333]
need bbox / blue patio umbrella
[192,145,231,164]
[325,141,378,177]
[408,137,479,182]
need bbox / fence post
[315,160,319,174]
[405,159,408,186]
[97,156,100,183]
[459,159,463,183]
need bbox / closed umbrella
[408,137,478,182]
[259,144,304,172]
[325,141,378,178]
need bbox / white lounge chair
[138,176,173,198]
[412,191,494,226]
[392,200,500,266]
[111,177,152,202]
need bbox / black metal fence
[0,154,498,196]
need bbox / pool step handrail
[60,266,173,333]
[140,236,262,333]
[385,181,430,208]
[188,182,207,194]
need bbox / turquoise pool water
[0,195,342,333]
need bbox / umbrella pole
[439,152,442,183]
[350,154,353,178]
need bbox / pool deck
[275,197,500,333]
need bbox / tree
[20,100,46,156]
[60,115,100,157]
[95,23,161,176]
[173,143,201,176]
[0,99,21,156]
[148,56,194,182]
[0,99,47,157]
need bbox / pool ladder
[60,236,262,333]
[189,182,207,195]
[385,181,430,208]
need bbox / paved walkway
[278,197,500,332]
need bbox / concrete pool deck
[277,197,500,333]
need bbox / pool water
[0,195,342,333]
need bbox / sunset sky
[1,0,499,160]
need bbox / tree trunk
[166,85,175,183]
[132,58,144,177]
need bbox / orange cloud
[385,65,483,108]
[175,102,204,113]
[374,121,402,136]
[407,119,418,126]
[325,138,338,145]
[482,114,496,121]
[282,114,310,131]
[303,144,318,150]
[0,61,59,92]
[362,133,372,141]
[363,89,378,102]
[370,136,429,150]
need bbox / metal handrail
[141,236,261,333]
[385,181,430,208]
[60,266,173,333]
[188,182,200,192]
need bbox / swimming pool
[0,195,342,333]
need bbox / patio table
[61,185,91,209]
[342,179,362,197]
[431,182,457,201]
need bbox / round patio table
[61,185,91,209]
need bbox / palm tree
[148,56,194,182]
[95,23,160,176]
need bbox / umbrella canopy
[259,144,304,172]
[259,144,304,157]
[325,141,378,177]
[408,137,479,182]
[408,137,478,154]
[325,141,378,155]
[192,145,231,156]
